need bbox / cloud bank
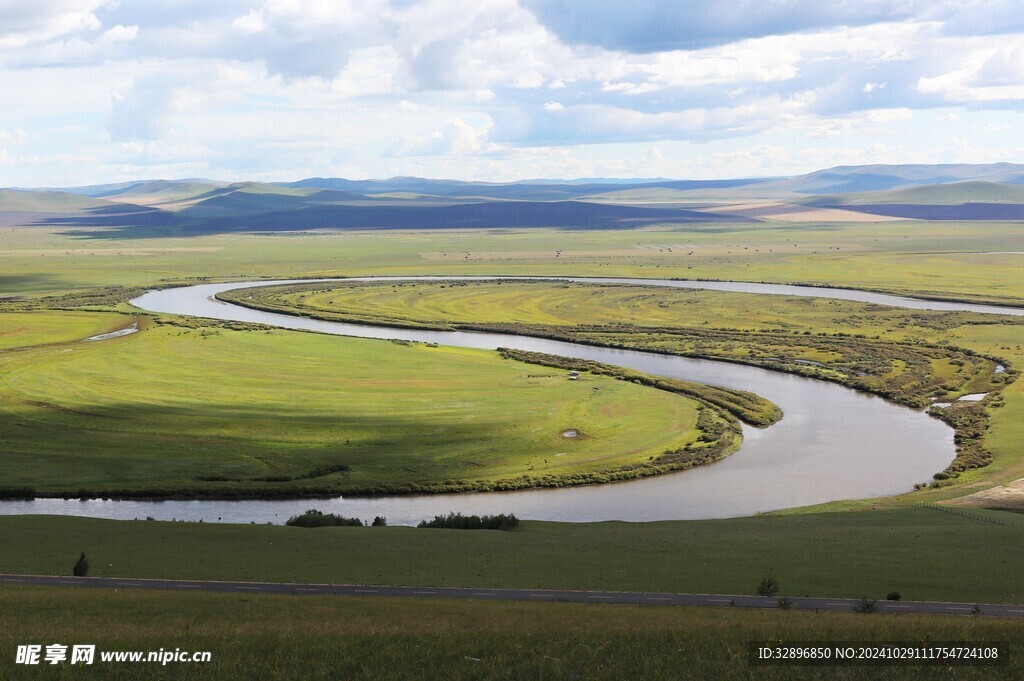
[0,0,1022,184]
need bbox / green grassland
[2,587,1020,681]
[224,279,1021,489]
[2,220,1022,501]
[1,221,1023,306]
[2,508,1024,602]
[0,311,729,497]
[0,310,128,350]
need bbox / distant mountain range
[5,162,1024,236]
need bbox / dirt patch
[695,201,908,223]
[946,478,1024,511]
[84,322,139,342]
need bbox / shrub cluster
[928,401,992,478]
[285,509,364,527]
[417,512,519,531]
[0,487,36,500]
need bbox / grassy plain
[0,313,712,497]
[2,586,1021,681]
[0,310,128,350]
[1,221,1021,501]
[225,279,1022,493]
[1,508,1023,603]
[1,221,1023,305]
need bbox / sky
[2,0,1024,186]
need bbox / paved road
[3,574,1023,619]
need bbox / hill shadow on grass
[0,399,541,497]
[42,201,757,240]
[0,274,63,298]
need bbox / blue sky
[1,0,1024,186]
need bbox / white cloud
[388,117,492,156]
[97,24,138,44]
[520,99,790,145]
[866,108,912,122]
[231,10,265,34]
[331,46,402,98]
[108,73,195,142]
[0,0,105,48]
[1,0,1024,185]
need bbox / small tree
[371,516,388,527]
[756,571,779,597]
[853,597,877,613]
[73,552,89,577]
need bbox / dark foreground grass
[2,508,1022,604]
[0,586,1021,680]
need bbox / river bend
[7,275,1007,525]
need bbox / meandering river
[8,275,1020,525]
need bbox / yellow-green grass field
[1,221,1023,305]
[230,278,1023,341]
[222,279,1024,503]
[2,587,1020,681]
[2,508,1023,603]
[0,310,129,350]
[0,311,713,497]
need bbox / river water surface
[6,276,1017,525]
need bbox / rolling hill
[806,181,1024,206]
[0,189,115,213]
[5,162,1024,236]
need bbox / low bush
[417,512,519,531]
[756,572,779,597]
[285,509,364,527]
[72,552,89,577]
[854,597,878,613]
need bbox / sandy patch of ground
[697,201,908,223]
[105,195,179,207]
[946,478,1024,511]
[84,322,139,342]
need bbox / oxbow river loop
[9,275,1018,526]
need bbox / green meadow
[2,586,1020,681]
[0,312,710,497]
[1,508,1023,603]
[1,221,1022,305]
[0,310,129,350]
